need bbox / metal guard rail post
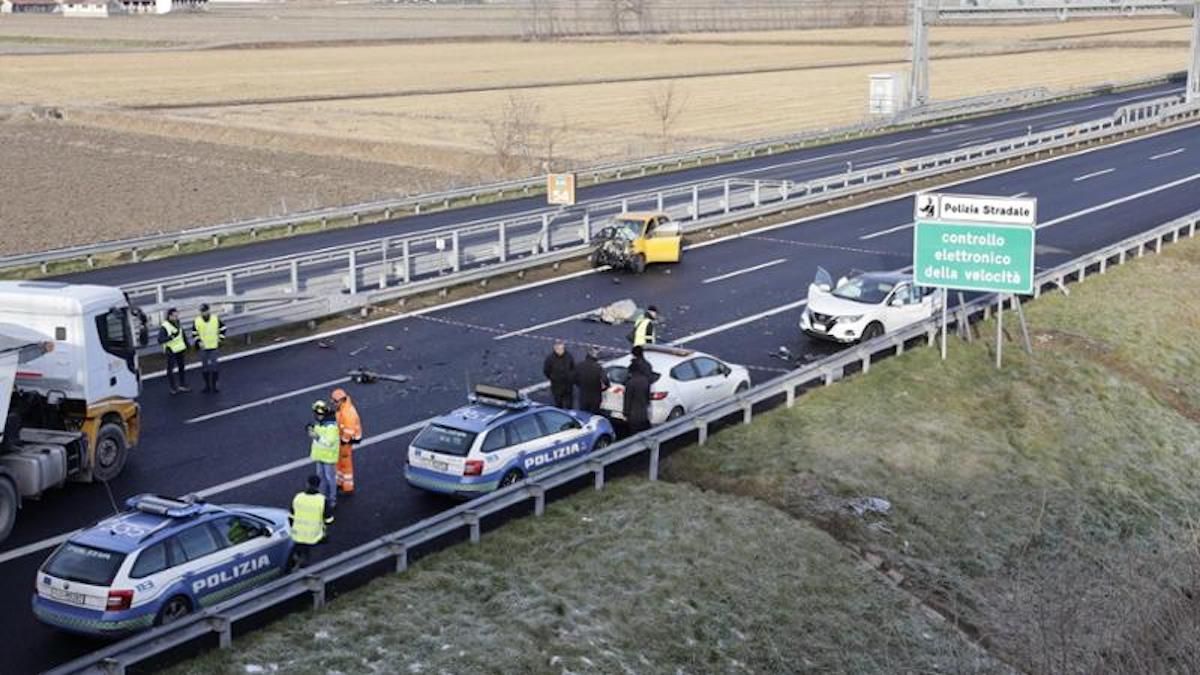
[50,208,1200,674]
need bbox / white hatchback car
[801,267,940,343]
[600,346,751,425]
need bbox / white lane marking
[1038,171,1200,230]
[1150,148,1184,160]
[1050,119,1074,128]
[185,377,351,425]
[1010,192,1028,198]
[859,156,900,168]
[0,533,73,566]
[860,222,914,240]
[1074,168,1115,182]
[958,137,991,147]
[702,258,788,284]
[673,299,809,345]
[492,310,594,341]
[142,115,1196,378]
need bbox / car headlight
[836,314,864,323]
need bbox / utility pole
[908,0,930,109]
[1189,3,1200,102]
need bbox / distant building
[61,0,109,16]
[116,0,171,13]
[1,0,60,13]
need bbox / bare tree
[484,94,543,175]
[646,80,689,154]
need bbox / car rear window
[605,366,629,385]
[43,542,126,586]
[413,424,478,457]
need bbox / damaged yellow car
[589,211,682,274]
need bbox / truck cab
[0,281,146,542]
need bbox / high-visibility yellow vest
[290,492,325,544]
[310,422,339,464]
[194,315,221,350]
[162,320,186,354]
[633,316,655,346]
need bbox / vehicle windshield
[412,424,478,457]
[613,218,643,239]
[831,276,894,304]
[43,542,126,586]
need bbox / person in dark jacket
[628,345,654,378]
[623,367,652,434]
[543,340,576,409]
[574,347,609,415]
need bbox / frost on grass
[663,236,1200,674]
[171,481,996,674]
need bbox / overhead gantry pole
[910,1,1196,110]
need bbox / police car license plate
[49,588,87,605]
[431,460,449,472]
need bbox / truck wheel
[631,254,647,275]
[92,422,128,482]
[0,478,17,544]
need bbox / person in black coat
[623,367,652,434]
[574,347,609,415]
[543,340,576,409]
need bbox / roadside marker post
[913,192,1037,367]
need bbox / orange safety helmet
[331,388,349,403]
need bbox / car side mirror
[889,296,904,307]
[721,366,731,377]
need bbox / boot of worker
[177,373,190,393]
[201,372,212,394]
[211,371,220,393]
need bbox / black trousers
[551,386,573,410]
[166,351,187,388]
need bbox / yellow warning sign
[547,173,576,206]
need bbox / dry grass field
[0,9,1192,255]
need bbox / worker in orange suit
[331,388,363,495]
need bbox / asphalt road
[10,113,1200,674]
[59,82,1182,289]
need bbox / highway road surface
[8,105,1200,673]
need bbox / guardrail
[127,94,1200,350]
[50,204,1200,675]
[1,72,1182,277]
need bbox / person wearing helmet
[331,388,363,495]
[306,399,340,521]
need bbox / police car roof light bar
[470,383,530,409]
[126,494,205,518]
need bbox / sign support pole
[1013,294,1034,356]
[940,287,948,360]
[957,291,971,342]
[995,294,1005,369]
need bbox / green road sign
[913,220,1035,294]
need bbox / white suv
[601,346,751,425]
[801,267,939,343]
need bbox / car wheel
[735,381,750,394]
[92,422,128,482]
[592,435,612,451]
[588,251,602,268]
[861,322,885,342]
[667,407,685,421]
[631,254,647,275]
[156,595,192,626]
[498,470,523,489]
[0,478,17,544]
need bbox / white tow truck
[0,281,146,543]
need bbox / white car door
[883,283,930,332]
[689,357,736,407]
[666,360,703,411]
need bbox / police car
[405,384,615,498]
[600,345,752,425]
[32,494,293,637]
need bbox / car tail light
[107,590,134,611]
[651,391,668,400]
[463,460,484,476]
